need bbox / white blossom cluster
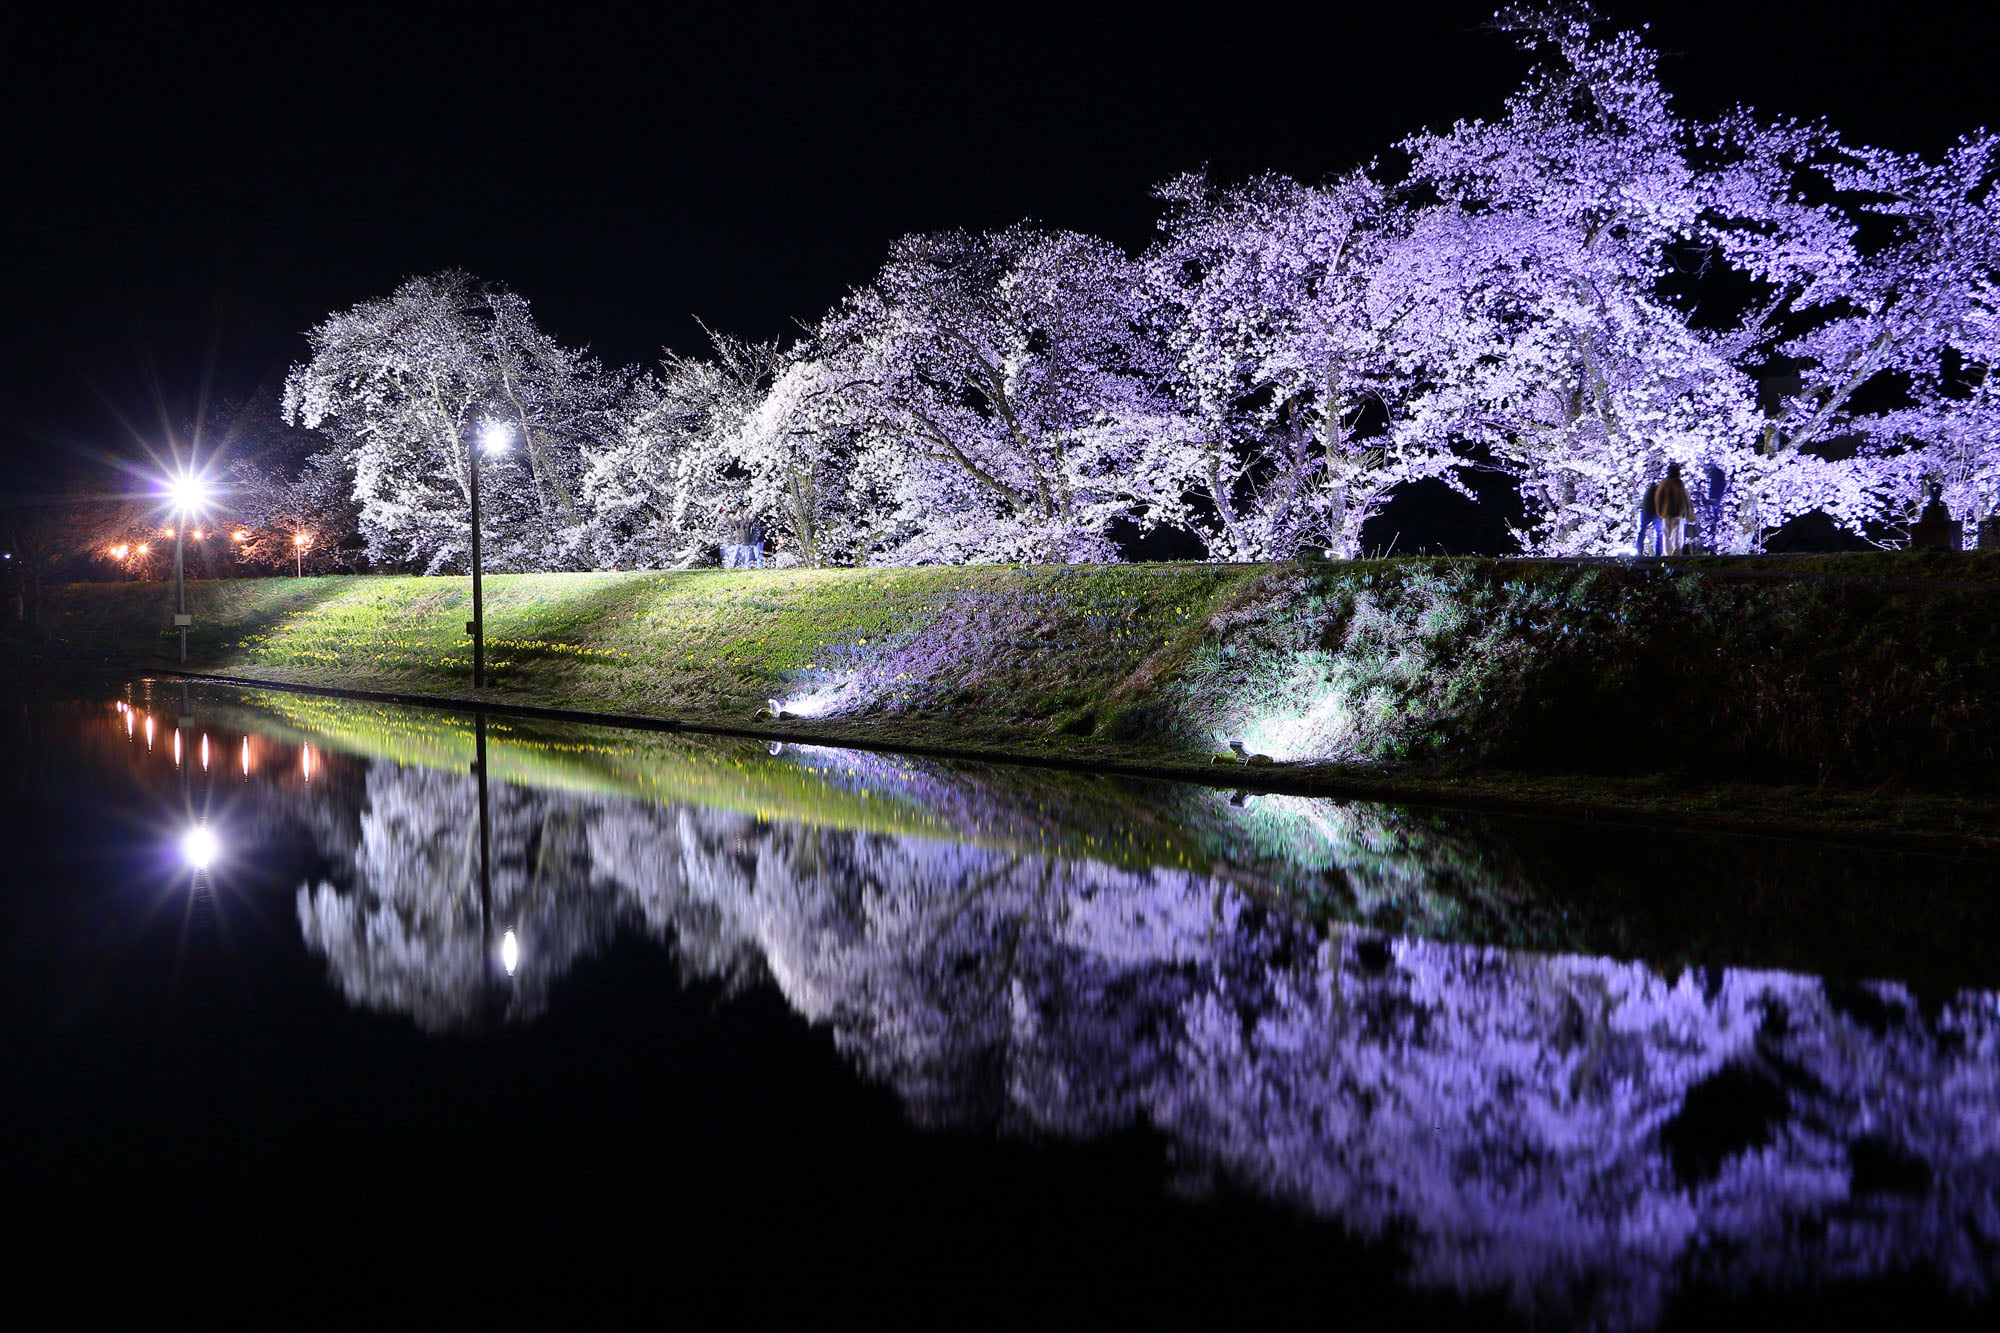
[277,7,1999,567]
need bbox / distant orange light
[109,544,129,559]
[301,744,315,782]
[293,533,309,547]
[163,527,175,538]
[233,530,249,543]
[192,530,205,541]
[136,543,150,555]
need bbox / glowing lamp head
[501,929,520,976]
[233,530,249,543]
[136,543,149,556]
[293,533,309,548]
[165,472,210,516]
[479,421,513,454]
[181,824,219,872]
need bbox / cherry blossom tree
[1389,5,1768,554]
[580,330,782,568]
[284,271,627,572]
[818,225,1193,564]
[1143,171,1465,558]
[728,351,887,567]
[1704,116,2000,543]
[266,5,1997,565]
[1393,5,1998,552]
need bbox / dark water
[5,680,1997,1328]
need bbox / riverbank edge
[152,668,2000,858]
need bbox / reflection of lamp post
[165,470,211,663]
[471,713,517,1027]
[468,421,512,689]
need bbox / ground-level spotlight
[1212,737,1275,767]
[501,929,520,977]
[181,824,219,872]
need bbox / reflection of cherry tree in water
[290,754,1999,1324]
[296,763,613,1032]
[591,798,2000,1327]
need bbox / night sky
[4,1,1994,491]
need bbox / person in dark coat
[1654,462,1694,555]
[1910,483,1962,551]
[1636,480,1663,556]
[727,506,766,569]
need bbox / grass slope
[21,556,2000,840]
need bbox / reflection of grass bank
[206,690,972,849]
[26,556,2000,842]
[206,684,2000,991]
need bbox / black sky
[3,1,1994,488]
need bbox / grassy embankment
[23,555,2000,844]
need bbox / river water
[4,680,1996,1328]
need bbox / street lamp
[292,532,309,578]
[164,469,211,663]
[468,420,512,688]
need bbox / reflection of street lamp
[164,469,211,663]
[181,823,219,872]
[469,421,512,688]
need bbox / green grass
[19,555,2000,842]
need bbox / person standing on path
[723,504,766,569]
[1637,479,1663,557]
[719,505,741,568]
[1654,462,1694,556]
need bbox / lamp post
[293,532,308,578]
[165,471,210,664]
[468,421,512,689]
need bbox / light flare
[181,824,219,872]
